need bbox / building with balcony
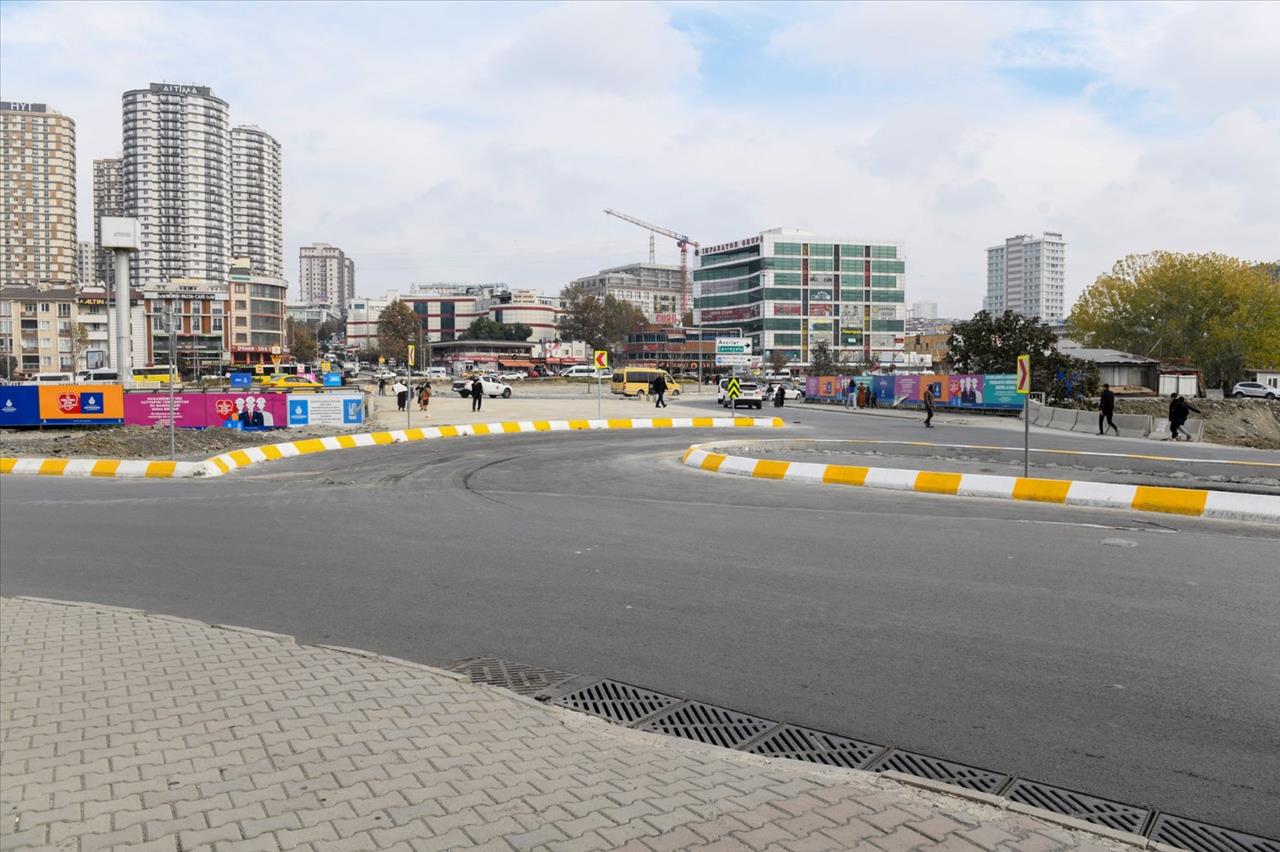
[569,263,684,324]
[227,258,287,366]
[76,286,146,371]
[693,228,906,368]
[232,126,283,279]
[0,283,80,376]
[985,232,1066,323]
[1,101,78,286]
[299,243,355,314]
[141,279,229,374]
[93,157,124,286]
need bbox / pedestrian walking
[774,384,786,408]
[923,387,935,428]
[417,382,431,414]
[471,376,484,412]
[845,378,857,408]
[378,377,386,396]
[1168,392,1200,441]
[1098,383,1119,435]
[393,380,408,411]
[651,372,668,408]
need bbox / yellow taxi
[264,374,323,389]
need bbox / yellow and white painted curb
[0,416,783,480]
[681,441,1280,524]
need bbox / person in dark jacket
[471,377,484,412]
[651,373,668,408]
[1168,393,1200,441]
[1098,383,1119,435]
[922,387,935,428]
[775,384,786,408]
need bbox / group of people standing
[391,379,432,415]
[844,379,879,410]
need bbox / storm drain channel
[446,658,1278,852]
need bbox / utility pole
[167,299,177,461]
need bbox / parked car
[426,367,449,379]
[373,368,396,380]
[717,378,765,409]
[1232,381,1277,400]
[768,381,805,401]
[500,370,528,381]
[452,376,513,398]
[265,375,324,390]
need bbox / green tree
[949,310,1096,402]
[808,340,839,375]
[767,349,790,375]
[1070,252,1280,389]
[504,322,533,341]
[316,317,343,345]
[377,301,418,363]
[290,321,318,363]
[462,317,504,341]
[557,283,647,351]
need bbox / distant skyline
[2,0,1277,316]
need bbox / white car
[499,370,528,381]
[373,368,396,380]
[1232,381,1277,400]
[453,376,513,399]
[767,382,805,401]
[717,378,765,409]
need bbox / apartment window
[40,302,50,312]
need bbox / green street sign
[726,377,742,400]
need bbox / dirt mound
[1114,398,1280,449]
[0,425,342,461]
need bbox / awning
[498,359,535,369]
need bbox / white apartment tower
[299,243,355,314]
[985,233,1065,323]
[231,126,283,277]
[0,101,78,285]
[122,83,232,288]
[93,157,123,286]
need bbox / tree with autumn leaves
[1070,252,1280,390]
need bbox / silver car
[1231,381,1277,400]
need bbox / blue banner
[0,386,39,426]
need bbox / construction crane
[604,209,699,322]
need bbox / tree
[808,340,839,375]
[68,323,92,373]
[949,310,1095,402]
[557,283,647,351]
[767,349,790,375]
[291,323,318,363]
[377,301,419,363]
[316,318,343,345]
[1070,252,1280,389]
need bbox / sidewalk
[1,598,1135,852]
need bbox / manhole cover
[867,749,1010,794]
[746,724,882,769]
[446,657,576,696]
[639,701,777,749]
[553,679,680,725]
[1005,780,1150,834]
[1147,814,1279,852]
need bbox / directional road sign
[716,337,752,355]
[715,354,751,366]
[1016,354,1031,394]
[726,377,742,400]
[407,345,416,368]
[594,350,609,369]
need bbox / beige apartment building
[0,283,80,376]
[0,101,78,286]
[227,257,287,367]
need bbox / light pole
[166,299,177,461]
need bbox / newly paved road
[2,419,1278,837]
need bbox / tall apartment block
[93,157,123,286]
[985,232,1066,323]
[299,243,354,314]
[0,101,78,285]
[694,228,906,367]
[122,83,232,288]
[231,126,283,278]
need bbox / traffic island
[682,439,1280,524]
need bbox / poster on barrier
[871,375,896,404]
[946,374,986,407]
[981,374,1020,409]
[125,392,207,428]
[0,386,39,426]
[37,385,125,425]
[123,391,289,428]
[282,393,364,427]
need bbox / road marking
[809,438,1280,468]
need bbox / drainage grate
[746,724,882,770]
[1005,779,1150,834]
[639,701,777,749]
[867,749,1010,794]
[446,657,577,696]
[1147,814,1279,852]
[553,679,681,725]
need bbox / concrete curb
[681,440,1280,524]
[0,416,783,479]
[7,595,1153,851]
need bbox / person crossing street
[1098,383,1119,435]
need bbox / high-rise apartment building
[93,157,123,285]
[122,83,232,288]
[568,263,684,324]
[76,241,93,284]
[1,101,78,285]
[985,232,1065,323]
[694,229,906,367]
[231,126,283,278]
[299,243,354,313]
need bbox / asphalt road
[2,423,1278,836]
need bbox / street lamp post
[166,299,177,461]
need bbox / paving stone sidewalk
[0,597,1135,852]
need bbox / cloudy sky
[3,0,1277,315]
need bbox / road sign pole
[597,373,601,420]
[1024,393,1030,478]
[167,300,176,461]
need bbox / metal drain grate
[553,679,680,725]
[746,724,882,770]
[1005,780,1150,834]
[1147,814,1279,852]
[867,749,1010,794]
[446,657,576,696]
[639,701,777,749]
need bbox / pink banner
[124,391,288,428]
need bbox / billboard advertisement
[0,385,39,426]
[123,392,289,429]
[37,385,125,425]
[798,374,1021,410]
[282,393,364,427]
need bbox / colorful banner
[282,393,364,426]
[37,385,125,425]
[798,374,1021,410]
[123,391,289,429]
[0,385,39,426]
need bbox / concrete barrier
[1150,417,1203,442]
[1034,404,1161,440]
[1112,413,1153,439]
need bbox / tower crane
[604,209,699,322]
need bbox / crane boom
[603,209,700,323]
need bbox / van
[611,368,680,398]
[561,365,609,379]
[763,368,792,380]
[77,369,119,382]
[27,372,75,384]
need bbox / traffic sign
[271,345,282,356]
[726,377,742,400]
[407,345,416,368]
[1016,354,1031,394]
[594,350,609,369]
[320,360,331,373]
[715,354,751,366]
[716,337,752,355]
